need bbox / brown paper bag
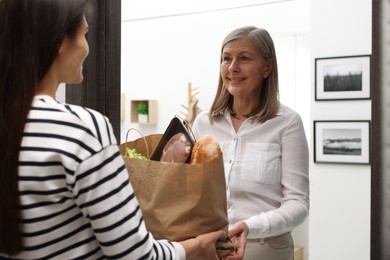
[118,133,229,241]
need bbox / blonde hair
[209,26,279,123]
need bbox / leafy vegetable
[125,148,148,160]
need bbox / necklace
[230,112,248,119]
[231,114,248,121]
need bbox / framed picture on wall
[315,55,371,101]
[314,120,371,164]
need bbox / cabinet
[130,99,157,124]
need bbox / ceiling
[122,0,310,35]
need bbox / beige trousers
[243,232,294,260]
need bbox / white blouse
[192,104,309,239]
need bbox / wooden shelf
[294,246,304,260]
[130,99,157,124]
[121,93,126,121]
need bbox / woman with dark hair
[193,26,310,260]
[0,0,224,259]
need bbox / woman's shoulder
[32,96,116,146]
[195,111,209,120]
[193,110,219,128]
[65,102,109,125]
[278,103,301,118]
[33,96,107,125]
[276,103,305,128]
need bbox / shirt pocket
[240,143,281,185]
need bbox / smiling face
[56,16,89,84]
[220,37,271,101]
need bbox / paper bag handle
[125,128,150,158]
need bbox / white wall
[309,0,371,259]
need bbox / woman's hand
[180,229,226,260]
[223,221,249,260]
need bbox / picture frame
[314,120,371,164]
[315,55,371,101]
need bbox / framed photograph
[315,55,371,100]
[314,120,371,164]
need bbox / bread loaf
[190,135,222,164]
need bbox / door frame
[66,0,121,140]
[371,0,382,259]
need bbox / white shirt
[192,104,309,239]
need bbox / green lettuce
[125,148,148,160]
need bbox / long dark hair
[0,0,88,255]
[209,26,279,122]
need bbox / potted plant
[137,102,149,123]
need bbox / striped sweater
[0,95,184,260]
